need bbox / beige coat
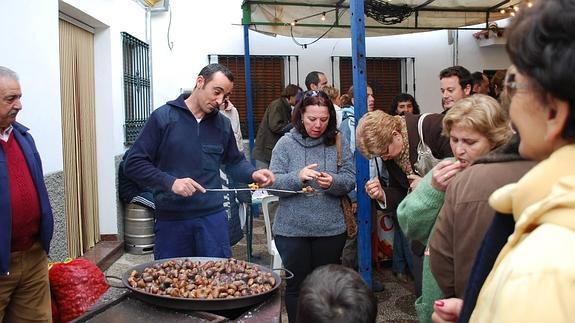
[470,145,575,323]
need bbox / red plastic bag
[49,258,109,322]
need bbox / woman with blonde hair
[394,94,513,323]
[322,85,343,127]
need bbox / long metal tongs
[204,188,306,194]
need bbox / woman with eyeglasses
[355,108,452,296]
[268,90,356,323]
[432,1,575,322]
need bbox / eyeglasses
[504,73,529,97]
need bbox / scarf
[394,117,414,176]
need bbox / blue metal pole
[350,0,372,287]
[243,7,257,262]
[243,7,255,165]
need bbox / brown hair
[292,90,338,146]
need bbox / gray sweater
[269,128,356,237]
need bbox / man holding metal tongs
[124,64,275,260]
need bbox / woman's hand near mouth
[431,160,463,192]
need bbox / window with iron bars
[122,32,151,145]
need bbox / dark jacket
[124,94,255,219]
[383,113,452,211]
[1,122,54,275]
[253,97,292,164]
[118,158,155,209]
[429,137,535,299]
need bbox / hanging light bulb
[527,1,533,8]
[500,8,506,14]
[291,20,297,26]
[510,11,516,17]
[321,12,326,21]
[513,5,519,11]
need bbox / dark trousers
[154,210,231,260]
[275,233,347,323]
[411,246,424,298]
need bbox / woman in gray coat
[269,90,356,323]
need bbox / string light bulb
[527,1,533,8]
[291,20,297,26]
[510,11,516,17]
[321,12,326,21]
[500,8,506,14]
[513,5,519,11]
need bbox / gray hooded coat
[269,128,356,237]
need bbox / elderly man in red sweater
[0,66,54,322]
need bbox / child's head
[296,264,377,323]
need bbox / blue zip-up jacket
[124,94,255,219]
[1,122,54,275]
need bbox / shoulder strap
[336,133,343,169]
[417,113,430,145]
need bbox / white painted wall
[2,0,511,234]
[0,0,63,173]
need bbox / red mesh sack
[51,297,59,323]
[49,258,109,322]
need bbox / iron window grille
[122,32,151,145]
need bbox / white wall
[458,28,511,74]
[0,0,63,173]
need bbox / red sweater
[0,134,41,252]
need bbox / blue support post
[243,25,255,165]
[350,0,372,287]
[243,6,257,262]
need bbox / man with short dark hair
[439,65,472,111]
[125,63,275,260]
[304,71,328,91]
[0,66,54,322]
[471,71,490,95]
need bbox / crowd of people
[2,0,574,322]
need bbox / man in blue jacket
[125,63,275,260]
[0,66,54,322]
